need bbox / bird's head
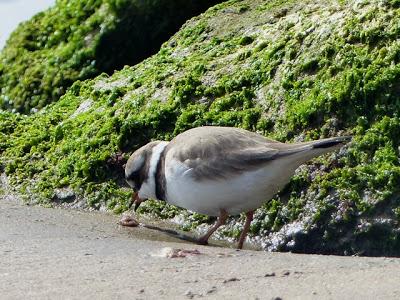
[125,141,164,211]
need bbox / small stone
[223,277,240,283]
[54,188,76,202]
[265,272,276,277]
[216,252,233,257]
[154,248,201,258]
[184,290,194,299]
[222,8,237,14]
[119,215,139,227]
[139,289,145,294]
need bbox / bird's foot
[118,215,139,227]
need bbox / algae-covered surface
[1,0,400,256]
[0,0,225,113]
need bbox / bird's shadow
[133,222,259,250]
[141,223,202,244]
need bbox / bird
[121,126,351,249]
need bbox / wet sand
[1,194,400,299]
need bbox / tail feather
[275,136,352,165]
[310,136,352,149]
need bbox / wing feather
[166,127,282,181]
[164,127,350,181]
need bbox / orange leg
[237,210,254,249]
[198,209,228,245]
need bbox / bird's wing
[166,127,288,181]
[166,127,350,181]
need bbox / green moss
[2,0,400,256]
[0,0,225,113]
[238,36,254,46]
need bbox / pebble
[216,252,233,257]
[118,215,139,227]
[153,247,201,258]
[223,277,240,283]
[184,290,195,299]
[294,271,304,275]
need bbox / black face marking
[125,142,159,192]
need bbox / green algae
[1,0,400,256]
[0,0,225,114]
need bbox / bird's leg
[237,210,254,249]
[197,209,228,245]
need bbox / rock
[118,215,139,227]
[3,0,400,257]
[54,188,75,203]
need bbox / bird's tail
[306,136,352,150]
[278,136,352,165]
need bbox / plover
[122,126,351,249]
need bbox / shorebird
[121,126,350,249]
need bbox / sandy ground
[1,195,400,300]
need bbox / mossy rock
[0,0,225,113]
[2,0,400,256]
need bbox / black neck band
[154,147,167,201]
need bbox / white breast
[164,157,298,216]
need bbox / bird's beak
[131,192,142,212]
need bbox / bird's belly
[165,161,294,216]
